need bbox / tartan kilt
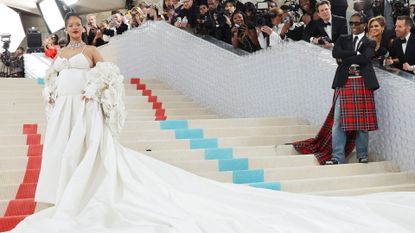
[292,77,377,165]
[335,77,378,132]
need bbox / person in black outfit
[293,13,379,165]
[230,11,260,52]
[329,0,348,17]
[299,0,317,26]
[304,0,347,49]
[385,15,415,73]
[332,15,379,91]
[367,15,395,64]
[175,0,200,28]
[329,13,379,164]
[102,11,129,37]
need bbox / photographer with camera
[257,7,304,48]
[231,11,260,52]
[129,6,146,28]
[86,14,98,45]
[102,11,129,37]
[304,0,347,49]
[10,47,25,77]
[0,40,25,78]
[195,3,212,35]
[174,0,199,28]
[202,0,233,43]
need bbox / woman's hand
[82,96,93,102]
[224,15,231,26]
[260,26,273,36]
[81,90,93,102]
[48,97,55,104]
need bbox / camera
[254,11,276,27]
[318,36,331,45]
[1,33,11,50]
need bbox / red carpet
[0,124,43,232]
[131,78,167,121]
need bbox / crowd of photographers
[5,0,414,78]
[103,0,415,73]
[0,34,25,78]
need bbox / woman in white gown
[9,13,415,233]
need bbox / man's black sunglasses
[349,21,364,26]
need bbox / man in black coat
[327,13,379,165]
[332,20,379,90]
[385,15,415,73]
[304,0,348,49]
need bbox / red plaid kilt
[335,77,378,131]
[292,77,378,165]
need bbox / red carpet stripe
[130,78,167,121]
[0,124,43,232]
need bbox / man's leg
[356,130,369,163]
[331,97,347,164]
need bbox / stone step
[122,134,314,151]
[0,184,19,201]
[0,125,44,135]
[167,156,319,173]
[125,95,190,102]
[125,83,170,90]
[0,114,220,124]
[0,86,42,91]
[122,117,308,131]
[0,157,33,170]
[187,117,309,128]
[0,145,29,157]
[119,125,317,141]
[125,78,162,84]
[0,170,27,185]
[0,154,317,172]
[3,102,200,112]
[0,136,29,146]
[125,89,180,96]
[279,172,415,193]
[0,199,51,216]
[307,184,415,196]
[143,148,316,162]
[125,101,200,109]
[195,161,399,182]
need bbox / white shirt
[352,32,365,51]
[323,17,332,40]
[401,32,411,54]
[309,17,332,44]
[258,24,286,49]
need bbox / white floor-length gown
[9,52,415,233]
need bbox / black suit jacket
[332,34,380,90]
[388,33,415,70]
[303,14,348,44]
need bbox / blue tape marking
[175,129,204,139]
[160,120,188,130]
[37,78,45,85]
[204,148,233,160]
[232,169,264,184]
[190,138,218,149]
[249,182,281,191]
[219,158,249,171]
